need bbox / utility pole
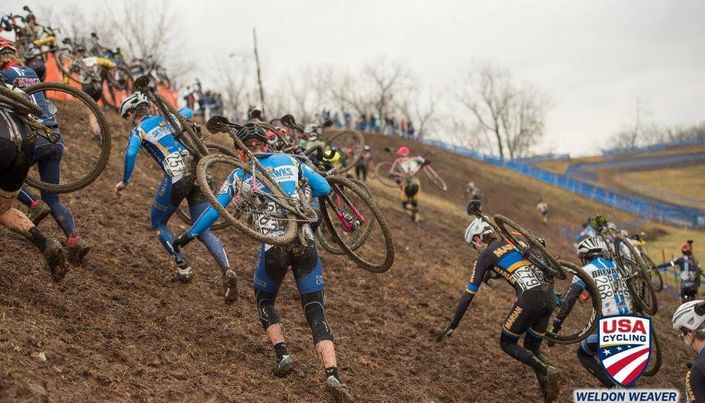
[252,28,266,117]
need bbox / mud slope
[0,118,692,402]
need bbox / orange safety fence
[42,52,179,107]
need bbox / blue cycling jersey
[188,153,331,238]
[122,108,194,184]
[2,64,59,142]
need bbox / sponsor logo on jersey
[597,315,651,386]
[493,244,514,258]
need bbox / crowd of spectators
[316,109,417,139]
[182,78,224,120]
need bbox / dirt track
[0,114,693,402]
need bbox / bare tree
[363,59,413,127]
[610,98,657,149]
[401,87,442,139]
[213,55,252,121]
[458,63,549,159]
[327,69,372,117]
[102,0,190,82]
[284,66,331,123]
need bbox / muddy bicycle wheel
[614,237,658,315]
[493,214,567,280]
[374,162,400,188]
[545,260,602,345]
[154,92,209,158]
[197,153,302,246]
[316,179,372,255]
[22,82,111,193]
[0,84,43,116]
[324,130,364,173]
[320,176,394,272]
[643,323,661,377]
[317,221,346,255]
[423,165,447,191]
[642,254,663,292]
[54,51,93,85]
[176,143,236,231]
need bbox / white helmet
[577,236,607,257]
[672,300,705,332]
[464,217,494,245]
[119,92,149,118]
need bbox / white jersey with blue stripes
[574,256,633,317]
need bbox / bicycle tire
[316,221,346,255]
[423,165,447,191]
[374,161,400,188]
[22,82,111,193]
[55,52,93,86]
[0,84,43,116]
[320,177,375,252]
[642,254,663,292]
[643,324,661,377]
[196,153,300,246]
[175,143,237,231]
[545,260,602,345]
[320,176,394,273]
[153,93,209,159]
[326,130,364,173]
[316,178,373,255]
[613,237,658,315]
[493,214,567,280]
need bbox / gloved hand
[436,326,455,343]
[173,233,194,252]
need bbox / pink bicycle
[374,150,447,191]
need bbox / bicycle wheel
[22,82,111,193]
[176,143,236,231]
[545,260,602,345]
[349,177,372,199]
[108,66,133,91]
[155,92,209,158]
[54,50,77,82]
[642,254,663,292]
[197,153,304,246]
[316,221,346,255]
[493,214,567,280]
[613,237,658,315]
[324,130,364,173]
[0,84,43,116]
[643,324,661,377]
[320,176,394,272]
[374,161,400,188]
[423,165,447,191]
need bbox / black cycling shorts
[0,109,34,194]
[502,288,555,338]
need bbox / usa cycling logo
[598,315,651,386]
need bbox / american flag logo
[598,315,651,386]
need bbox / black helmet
[236,123,267,144]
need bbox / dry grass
[619,164,705,204]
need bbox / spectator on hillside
[407,121,415,139]
[344,110,352,129]
[333,111,341,128]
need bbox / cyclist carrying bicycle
[355,145,372,182]
[658,241,701,303]
[393,146,425,220]
[0,79,68,281]
[552,237,633,388]
[436,217,561,402]
[672,300,705,402]
[1,38,90,264]
[173,123,353,401]
[114,92,235,300]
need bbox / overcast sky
[6,0,705,155]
